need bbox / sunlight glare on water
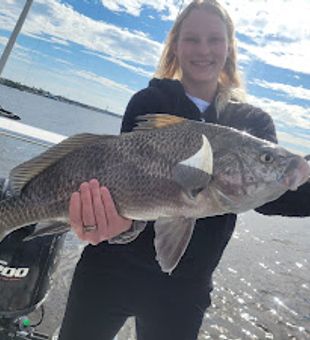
[197,214,310,339]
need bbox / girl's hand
[69,179,132,245]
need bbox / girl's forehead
[179,9,227,35]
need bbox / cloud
[100,0,180,19]
[251,79,310,102]
[247,94,310,130]
[82,50,153,78]
[277,131,310,156]
[0,41,36,66]
[101,0,309,74]
[71,69,135,95]
[0,0,162,70]
[2,0,309,78]
[238,40,310,75]
[247,94,310,154]
[99,0,310,74]
[226,0,310,74]
[99,0,310,43]
[0,36,9,46]
[226,0,309,42]
[66,69,134,113]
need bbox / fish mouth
[278,156,310,191]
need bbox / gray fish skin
[0,115,309,273]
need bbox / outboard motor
[0,178,65,339]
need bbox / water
[0,85,309,339]
[202,212,310,340]
[0,84,121,176]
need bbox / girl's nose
[196,40,211,55]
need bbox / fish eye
[260,151,274,164]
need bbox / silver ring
[83,224,98,232]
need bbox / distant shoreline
[0,78,122,119]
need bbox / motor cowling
[0,178,65,318]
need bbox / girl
[58,1,310,339]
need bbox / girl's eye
[209,37,224,44]
[184,37,199,43]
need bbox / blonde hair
[155,0,245,106]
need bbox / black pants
[58,245,211,340]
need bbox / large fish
[0,115,309,273]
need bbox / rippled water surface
[200,212,310,340]
[0,85,309,339]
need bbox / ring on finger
[83,224,98,232]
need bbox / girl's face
[174,9,229,90]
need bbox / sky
[0,0,309,154]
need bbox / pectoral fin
[154,217,196,274]
[173,164,211,200]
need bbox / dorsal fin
[10,133,105,194]
[134,114,187,131]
